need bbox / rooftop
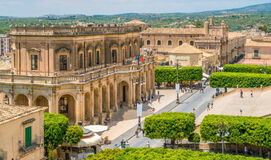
[228,32,245,39]
[245,40,271,47]
[125,19,147,25]
[0,105,44,124]
[168,43,203,54]
[141,28,205,35]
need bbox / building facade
[0,22,155,125]
[0,105,46,160]
[141,18,246,68]
[0,34,10,56]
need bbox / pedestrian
[142,129,145,137]
[147,141,150,148]
[158,95,160,103]
[207,103,210,111]
[150,99,152,106]
[152,93,154,99]
[135,129,139,138]
[211,102,213,109]
[250,90,253,97]
[157,91,160,96]
[244,146,248,156]
[151,107,155,115]
[125,141,130,148]
[240,89,243,98]
[120,139,125,148]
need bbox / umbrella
[85,125,108,133]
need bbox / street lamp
[217,121,229,154]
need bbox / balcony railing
[0,56,154,85]
[19,142,40,154]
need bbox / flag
[139,55,144,62]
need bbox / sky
[0,0,270,17]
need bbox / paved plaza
[196,88,271,125]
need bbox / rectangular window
[79,54,83,69]
[31,55,38,70]
[25,126,32,148]
[112,50,117,63]
[254,50,259,57]
[60,55,67,71]
[88,52,92,66]
[96,51,100,65]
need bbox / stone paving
[196,89,271,125]
[101,89,184,141]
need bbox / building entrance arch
[14,94,29,106]
[58,94,75,122]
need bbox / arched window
[129,46,132,57]
[190,41,194,46]
[157,40,161,45]
[88,52,92,66]
[146,40,151,45]
[168,40,172,46]
[59,55,67,71]
[96,51,100,65]
[112,49,117,63]
[79,54,83,69]
[179,41,183,46]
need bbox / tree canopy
[65,125,84,145]
[44,112,69,150]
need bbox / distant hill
[200,3,271,15]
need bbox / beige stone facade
[0,22,155,125]
[0,105,46,160]
[245,36,271,60]
[141,18,246,67]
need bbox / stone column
[98,83,103,124]
[114,78,118,112]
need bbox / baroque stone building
[0,22,155,125]
[141,18,246,68]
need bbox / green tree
[65,125,84,145]
[188,133,200,149]
[44,113,69,155]
[195,19,202,28]
[259,25,268,33]
[65,125,84,157]
[144,112,195,147]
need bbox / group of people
[207,102,214,111]
[120,139,129,149]
[240,90,253,98]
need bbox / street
[105,86,216,148]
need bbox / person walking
[250,90,253,97]
[240,89,243,98]
[135,129,139,138]
[142,129,145,137]
[147,141,150,148]
[211,102,214,109]
[207,103,210,111]
[158,95,160,103]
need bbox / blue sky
[0,0,270,17]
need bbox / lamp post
[217,121,229,154]
[176,61,180,104]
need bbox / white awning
[75,133,102,147]
[84,125,108,133]
[203,73,210,78]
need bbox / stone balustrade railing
[10,25,143,36]
[0,56,154,85]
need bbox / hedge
[200,115,271,148]
[144,112,195,141]
[155,66,203,83]
[223,64,271,74]
[86,148,265,160]
[210,72,271,88]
